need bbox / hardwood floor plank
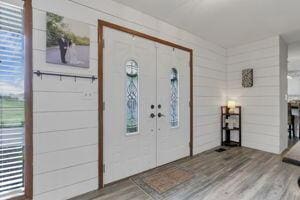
[69,147,300,200]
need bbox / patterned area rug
[131,166,193,198]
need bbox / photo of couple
[46,12,90,68]
[58,35,83,65]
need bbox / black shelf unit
[221,106,241,147]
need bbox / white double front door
[103,27,190,184]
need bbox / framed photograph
[46,12,90,68]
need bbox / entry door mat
[131,166,194,199]
[215,148,227,152]
[283,142,300,166]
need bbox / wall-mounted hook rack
[33,70,97,82]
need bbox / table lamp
[227,100,236,114]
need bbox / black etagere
[221,106,241,147]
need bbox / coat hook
[92,76,96,83]
[33,70,97,82]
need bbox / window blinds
[0,1,25,198]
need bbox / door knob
[150,113,156,118]
[158,113,165,118]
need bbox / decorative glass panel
[126,60,139,134]
[170,68,179,127]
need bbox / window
[170,68,179,127]
[126,60,139,134]
[0,1,25,198]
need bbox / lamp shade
[227,100,236,109]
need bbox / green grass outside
[0,97,24,128]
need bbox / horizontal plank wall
[226,36,287,154]
[279,38,288,152]
[32,0,226,199]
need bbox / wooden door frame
[23,0,33,199]
[98,20,193,188]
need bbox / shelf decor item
[221,105,241,147]
[227,100,236,114]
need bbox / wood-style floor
[70,147,300,200]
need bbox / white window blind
[0,1,25,199]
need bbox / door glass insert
[126,60,139,134]
[170,68,179,128]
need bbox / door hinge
[103,164,105,173]
[102,39,105,48]
[103,102,105,111]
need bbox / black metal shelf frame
[221,106,242,147]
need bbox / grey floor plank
[70,147,300,200]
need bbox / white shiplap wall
[226,36,287,154]
[32,0,226,199]
[279,38,288,152]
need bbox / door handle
[150,113,156,118]
[158,113,165,118]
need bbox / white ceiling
[112,0,300,48]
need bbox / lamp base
[228,108,235,114]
